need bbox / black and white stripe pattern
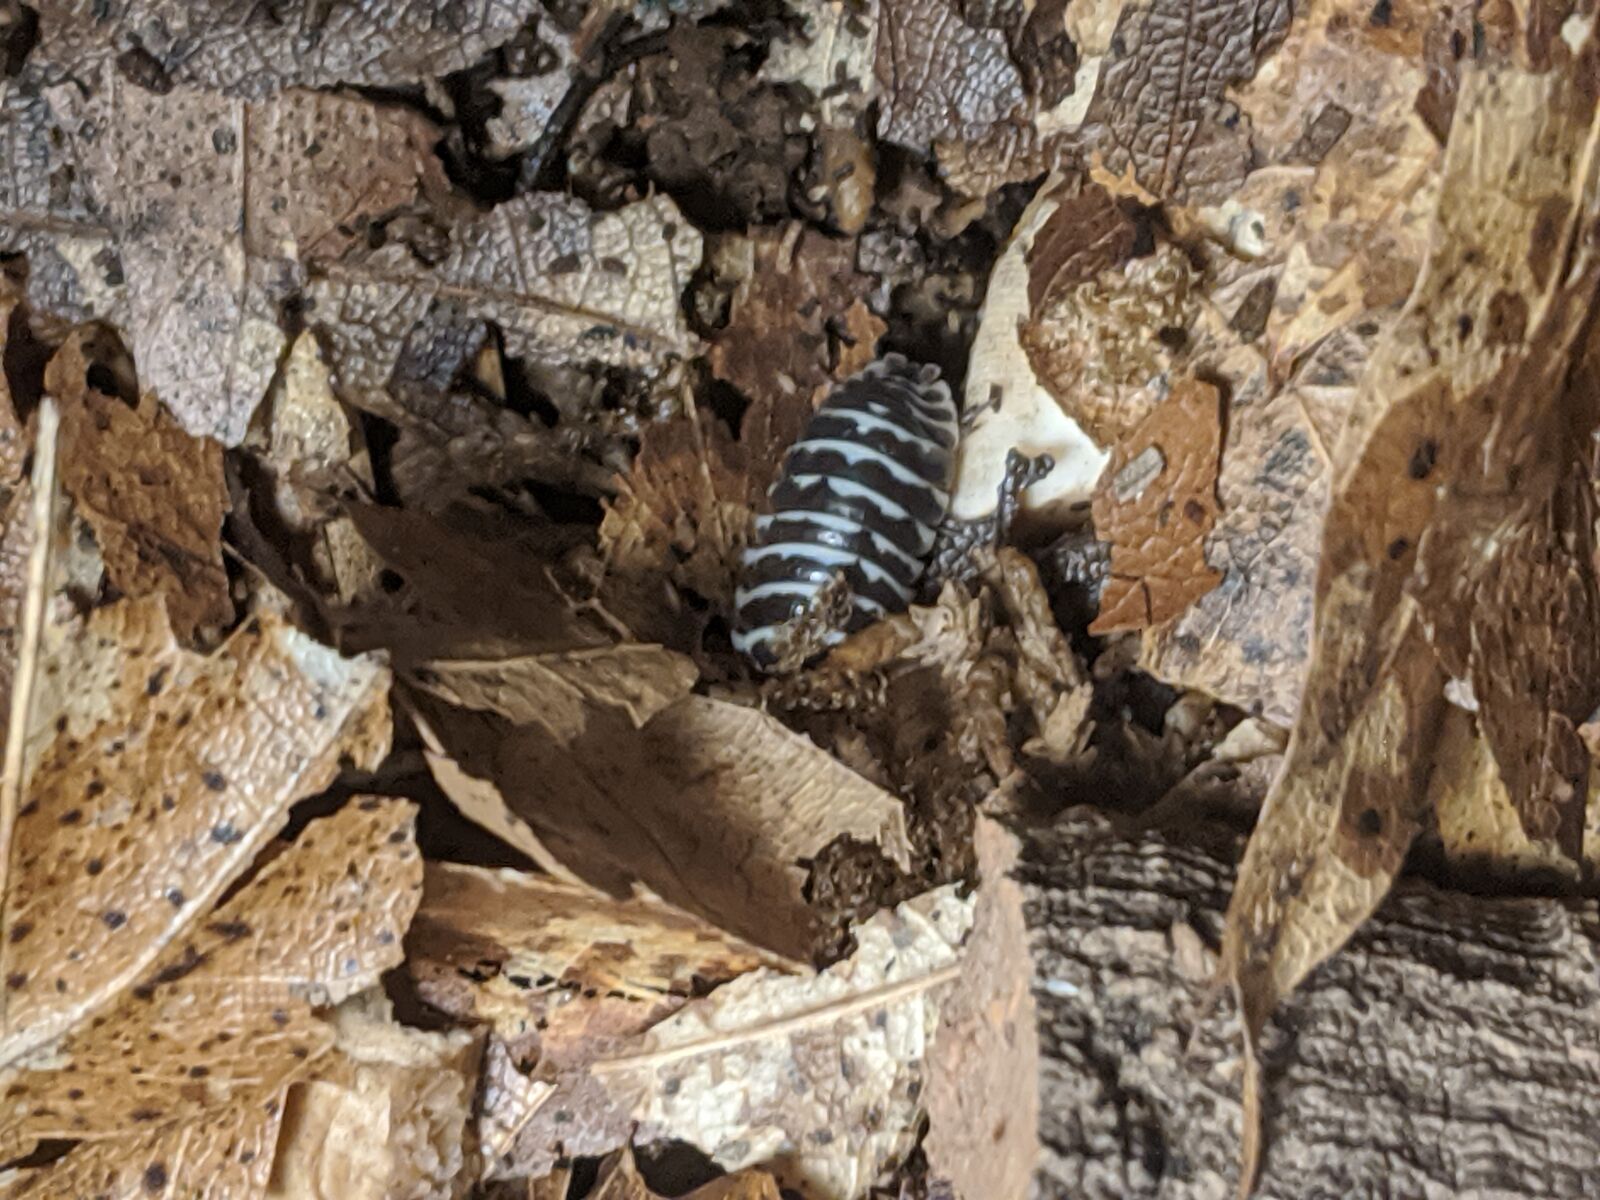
[733,354,959,668]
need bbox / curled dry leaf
[270,990,482,1200]
[1224,61,1600,1188]
[1089,378,1224,634]
[0,796,422,1175]
[48,333,230,641]
[33,0,540,96]
[477,886,972,1193]
[3,76,452,444]
[0,596,391,1070]
[951,179,1110,525]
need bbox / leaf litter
[0,1,1595,1196]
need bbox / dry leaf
[1085,0,1293,201]
[1090,379,1224,633]
[951,179,1110,526]
[480,886,972,1192]
[0,596,391,1068]
[270,990,482,1200]
[309,193,702,408]
[49,332,231,640]
[705,224,885,414]
[1135,0,1457,721]
[0,795,422,1165]
[763,0,879,126]
[33,0,540,95]
[457,694,913,963]
[3,77,451,444]
[874,0,1026,153]
[1223,61,1600,1189]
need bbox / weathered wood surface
[1020,809,1600,1199]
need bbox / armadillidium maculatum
[733,354,959,669]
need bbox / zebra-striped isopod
[733,354,959,669]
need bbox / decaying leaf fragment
[270,990,482,1200]
[1224,61,1600,1189]
[1090,379,1224,633]
[705,224,885,413]
[0,595,391,1069]
[472,884,972,1191]
[1086,0,1293,201]
[0,796,422,1179]
[48,332,230,641]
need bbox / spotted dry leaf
[1085,0,1292,202]
[1,76,451,444]
[1223,62,1600,1189]
[0,796,421,1167]
[1089,379,1223,633]
[32,0,540,97]
[762,0,879,125]
[0,1081,286,1200]
[0,596,391,1069]
[472,885,970,1186]
[47,334,230,642]
[706,224,885,416]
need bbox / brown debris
[1090,379,1224,633]
[48,333,230,641]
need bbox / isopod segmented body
[733,354,959,668]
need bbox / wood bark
[1019,808,1600,1198]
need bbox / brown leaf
[49,333,230,641]
[1089,379,1224,633]
[309,193,702,410]
[1223,61,1600,1190]
[3,78,452,444]
[0,795,421,1160]
[706,224,886,416]
[432,694,913,964]
[1085,0,1293,201]
[1,1083,286,1200]
[270,991,482,1200]
[0,597,390,1069]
